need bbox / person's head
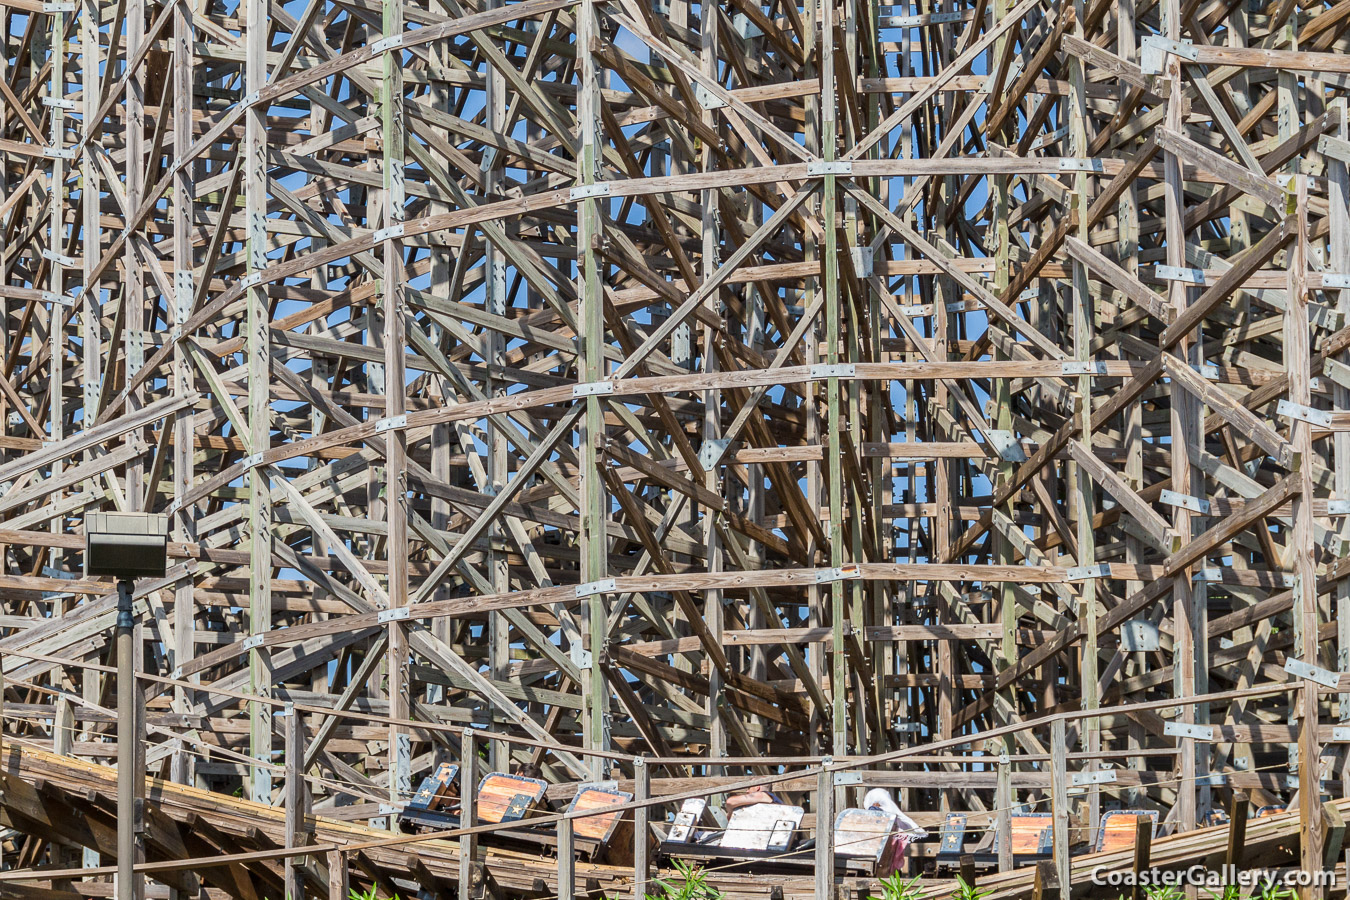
[514,762,542,780]
[725,786,777,812]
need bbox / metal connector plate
[569,182,611,201]
[1284,657,1340,688]
[807,160,853,176]
[573,381,615,398]
[1164,721,1214,740]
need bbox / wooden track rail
[0,742,1335,900]
[0,0,1346,890]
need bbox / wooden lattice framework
[0,0,1348,891]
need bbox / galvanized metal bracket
[1155,265,1206,283]
[694,83,727,110]
[576,578,616,598]
[851,246,874,277]
[1160,489,1211,515]
[573,381,615,398]
[375,414,407,434]
[569,182,611,202]
[986,429,1026,462]
[815,563,862,583]
[1066,564,1110,581]
[731,11,764,37]
[699,438,731,471]
[1192,364,1220,380]
[880,10,963,25]
[1058,158,1105,173]
[807,160,853,176]
[370,34,405,54]
[809,363,856,379]
[1164,721,1214,740]
[1140,35,1198,74]
[1120,619,1161,652]
[1277,399,1333,428]
[1284,657,1340,688]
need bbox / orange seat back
[476,772,548,825]
[568,787,632,843]
[1095,810,1158,853]
[1008,816,1053,855]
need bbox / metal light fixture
[84,512,168,900]
[84,512,169,579]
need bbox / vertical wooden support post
[698,0,725,774]
[284,703,311,900]
[820,0,848,763]
[815,763,835,900]
[124,0,146,516]
[801,0,824,751]
[170,0,196,790]
[459,729,477,900]
[576,0,608,779]
[842,0,871,759]
[559,818,575,900]
[244,0,273,807]
[80,0,101,449]
[1162,0,1197,827]
[1117,0,1145,809]
[1322,801,1345,872]
[959,856,976,888]
[1129,820,1152,900]
[53,696,72,756]
[1067,0,1100,840]
[47,0,65,507]
[1288,174,1323,896]
[381,0,411,816]
[1033,860,1059,900]
[1224,792,1247,870]
[1051,719,1070,900]
[328,850,347,900]
[0,648,4,868]
[996,753,1013,872]
[1330,97,1350,843]
[483,0,509,770]
[990,0,1019,832]
[633,756,650,900]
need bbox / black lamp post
[85,512,168,900]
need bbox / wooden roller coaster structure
[0,0,1347,891]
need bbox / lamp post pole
[116,577,136,900]
[84,511,166,900]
